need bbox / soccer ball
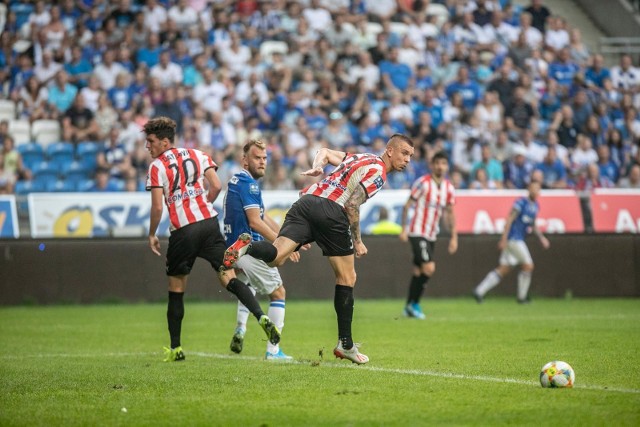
[540,361,575,388]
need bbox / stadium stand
[0,0,637,204]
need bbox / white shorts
[235,255,283,296]
[499,240,533,266]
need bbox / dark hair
[142,117,177,142]
[432,150,449,163]
[388,133,414,148]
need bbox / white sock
[235,286,255,333]
[517,271,532,301]
[266,299,285,354]
[475,270,502,297]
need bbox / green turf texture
[1,298,638,426]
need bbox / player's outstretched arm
[344,185,368,257]
[499,209,519,250]
[533,223,550,249]
[300,147,346,176]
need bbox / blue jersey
[223,169,265,246]
[507,197,539,241]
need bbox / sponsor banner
[590,189,640,233]
[0,195,19,238]
[28,190,584,238]
[454,190,584,234]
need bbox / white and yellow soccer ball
[540,361,575,388]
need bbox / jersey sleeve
[409,177,424,200]
[145,162,164,190]
[446,182,456,206]
[200,151,218,172]
[513,197,526,213]
[359,164,386,199]
[238,177,262,211]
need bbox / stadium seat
[259,41,288,59]
[0,99,16,121]
[46,142,75,173]
[31,120,62,147]
[426,3,449,27]
[365,22,383,38]
[76,178,95,192]
[32,161,59,187]
[17,143,45,171]
[76,141,101,171]
[14,179,45,195]
[45,179,76,192]
[8,119,31,145]
[389,22,409,36]
[61,161,91,188]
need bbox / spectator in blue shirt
[107,73,134,111]
[48,70,78,115]
[65,45,93,89]
[445,67,482,111]
[535,146,568,189]
[379,48,413,91]
[471,144,505,186]
[136,33,162,69]
[88,167,122,192]
[597,144,620,184]
[504,146,535,189]
[585,54,610,89]
[548,48,580,89]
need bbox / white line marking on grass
[191,352,640,395]
[6,351,640,395]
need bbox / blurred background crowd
[0,0,639,196]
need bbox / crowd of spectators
[1,0,640,196]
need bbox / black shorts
[279,195,354,257]
[166,217,227,276]
[409,236,436,266]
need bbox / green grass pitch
[1,298,639,426]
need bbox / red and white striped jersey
[146,147,218,231]
[302,153,387,207]
[407,174,455,241]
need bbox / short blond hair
[243,139,267,154]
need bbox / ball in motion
[540,361,575,388]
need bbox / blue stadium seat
[76,178,95,192]
[17,143,45,172]
[60,161,91,186]
[32,162,59,188]
[45,180,77,192]
[14,180,45,195]
[76,141,101,172]
[47,142,75,173]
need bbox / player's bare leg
[328,255,369,365]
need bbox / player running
[144,117,280,362]
[223,134,415,364]
[473,179,550,303]
[224,139,301,360]
[399,151,458,319]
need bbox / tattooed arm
[344,184,369,257]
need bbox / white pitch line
[5,351,640,395]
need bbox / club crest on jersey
[373,176,384,189]
[249,183,260,194]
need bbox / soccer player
[144,117,280,362]
[224,134,415,364]
[399,151,458,319]
[473,180,550,303]
[224,139,299,360]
